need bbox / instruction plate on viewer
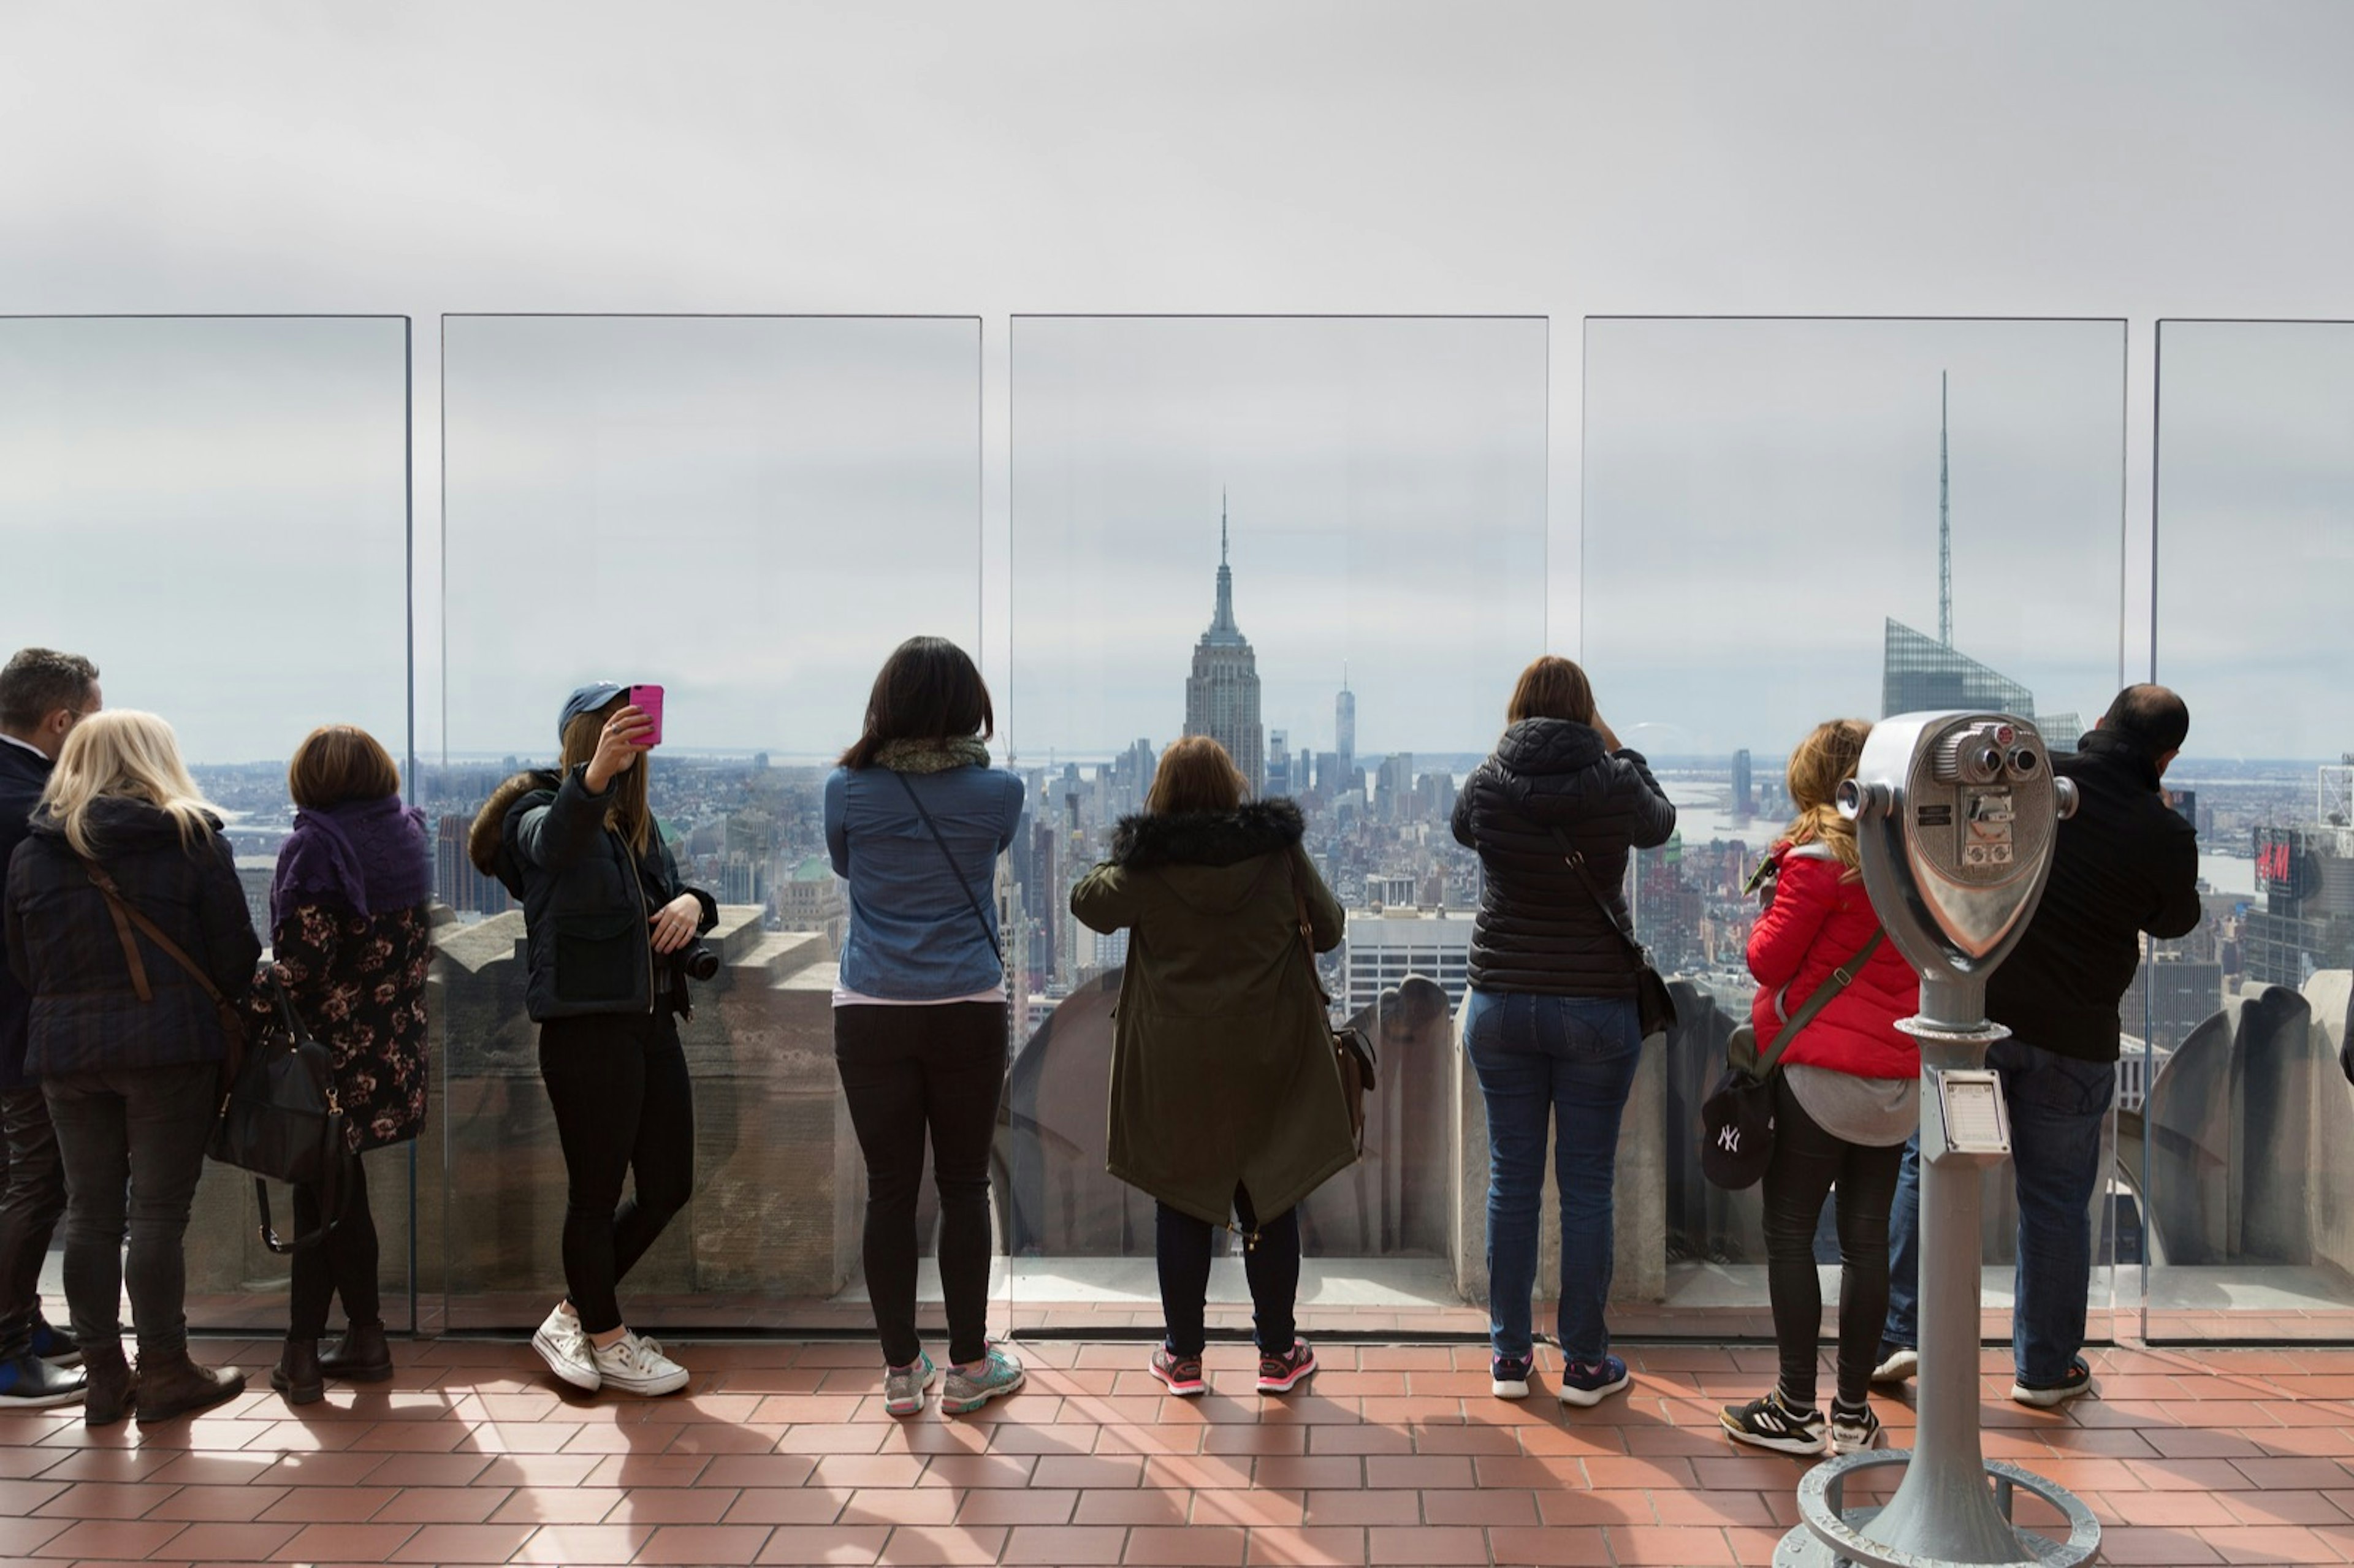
[1937,1070,2011,1155]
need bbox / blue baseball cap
[558,682,626,742]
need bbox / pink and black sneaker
[1255,1338,1316,1395]
[1151,1344,1206,1397]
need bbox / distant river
[1661,784,2257,899]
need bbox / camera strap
[889,769,1004,966]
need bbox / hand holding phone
[628,684,665,748]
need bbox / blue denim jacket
[825,763,1024,1000]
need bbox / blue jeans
[1881,1038,2113,1382]
[1462,989,1643,1364]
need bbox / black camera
[682,943,720,983]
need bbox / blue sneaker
[30,1318,79,1369]
[0,1351,86,1409]
[1559,1354,1631,1407]
[940,1345,1023,1415]
[1491,1354,1534,1400]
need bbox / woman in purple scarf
[259,726,432,1404]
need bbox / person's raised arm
[1746,854,1838,991]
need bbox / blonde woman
[2,711,259,1426]
[469,685,716,1399]
[1719,720,1920,1458]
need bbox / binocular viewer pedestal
[1777,715,2101,1567]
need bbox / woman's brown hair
[840,636,994,771]
[1146,736,1248,815]
[288,725,402,810]
[562,701,652,856]
[1784,718,1871,872]
[1506,655,1597,726]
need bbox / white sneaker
[532,1303,598,1392]
[592,1330,688,1397]
[1870,1346,1919,1385]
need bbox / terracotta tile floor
[5,1339,2354,1566]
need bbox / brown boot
[82,1345,133,1428]
[272,1339,324,1406]
[134,1348,245,1424]
[318,1320,394,1383]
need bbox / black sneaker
[1720,1390,1826,1455]
[1829,1399,1882,1454]
[0,1352,86,1409]
[1255,1339,1315,1395]
[1490,1354,1534,1399]
[2011,1357,2094,1409]
[30,1317,80,1369]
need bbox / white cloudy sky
[1,3,2348,763]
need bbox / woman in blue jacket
[826,636,1024,1417]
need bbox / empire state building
[1184,498,1265,794]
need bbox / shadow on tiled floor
[4,1339,2354,1565]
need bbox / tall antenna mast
[1938,370,1952,647]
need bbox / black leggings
[289,1157,379,1339]
[537,1011,695,1336]
[1762,1075,1903,1410]
[1156,1185,1300,1358]
[834,1002,1007,1368]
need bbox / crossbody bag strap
[1543,823,1647,963]
[78,854,224,1007]
[1754,929,1885,1078]
[888,769,1003,965]
[1279,854,1333,1008]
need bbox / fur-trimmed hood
[468,768,559,878]
[1107,797,1305,869]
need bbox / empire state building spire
[1184,491,1265,793]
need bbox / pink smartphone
[627,683,665,748]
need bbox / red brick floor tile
[1240,1525,1368,1565]
[29,1483,178,1521]
[2190,1524,2343,1562]
[723,1488,854,1527]
[1297,1491,1419,1528]
[163,1516,306,1553]
[753,1524,889,1565]
[1422,1487,1539,1526]
[951,1489,1076,1526]
[1071,1490,1190,1527]
[142,1486,292,1524]
[1189,1490,1306,1529]
[275,1524,427,1563]
[253,1487,402,1525]
[1485,1526,1613,1566]
[1249,1457,1360,1491]
[1002,1524,1133,1565]
[866,1524,1007,1564]
[1364,1525,1487,1564]
[1534,1489,1655,1527]
[17,1520,182,1559]
[1605,1524,1741,1565]
[1034,1454,1147,1490]
[701,1453,822,1489]
[1122,1524,1248,1564]
[2093,1525,2226,1564]
[837,1490,959,1528]
[635,1524,780,1564]
[506,1524,657,1565]
[386,1523,540,1562]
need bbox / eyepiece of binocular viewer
[2004,745,2041,778]
[1835,778,1889,820]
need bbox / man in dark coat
[0,649,101,1407]
[1877,685,2200,1407]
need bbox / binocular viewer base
[1777,1451,2102,1567]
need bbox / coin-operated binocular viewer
[1777,714,2101,1568]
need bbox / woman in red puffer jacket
[1720,719,1919,1462]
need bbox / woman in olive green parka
[1069,737,1354,1398]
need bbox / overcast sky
[1,4,2348,766]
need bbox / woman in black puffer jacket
[1450,656,1675,1409]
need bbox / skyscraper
[1335,668,1355,780]
[1184,495,1264,794]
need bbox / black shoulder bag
[1545,826,1678,1040]
[1699,929,1883,1190]
[78,856,349,1253]
[889,770,1002,964]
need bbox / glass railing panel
[1006,314,1547,1336]
[436,314,983,1334]
[1582,316,2129,1341]
[0,314,413,1333]
[2143,318,2354,1341]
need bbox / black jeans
[0,1084,67,1360]
[42,1061,218,1359]
[289,1158,379,1340]
[537,1011,695,1336]
[1762,1075,1903,1410]
[834,1002,1006,1368]
[1156,1185,1300,1359]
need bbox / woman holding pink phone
[468,682,715,1397]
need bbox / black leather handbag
[207,976,352,1254]
[1285,862,1377,1154]
[1547,826,1678,1039]
[1699,930,1883,1190]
